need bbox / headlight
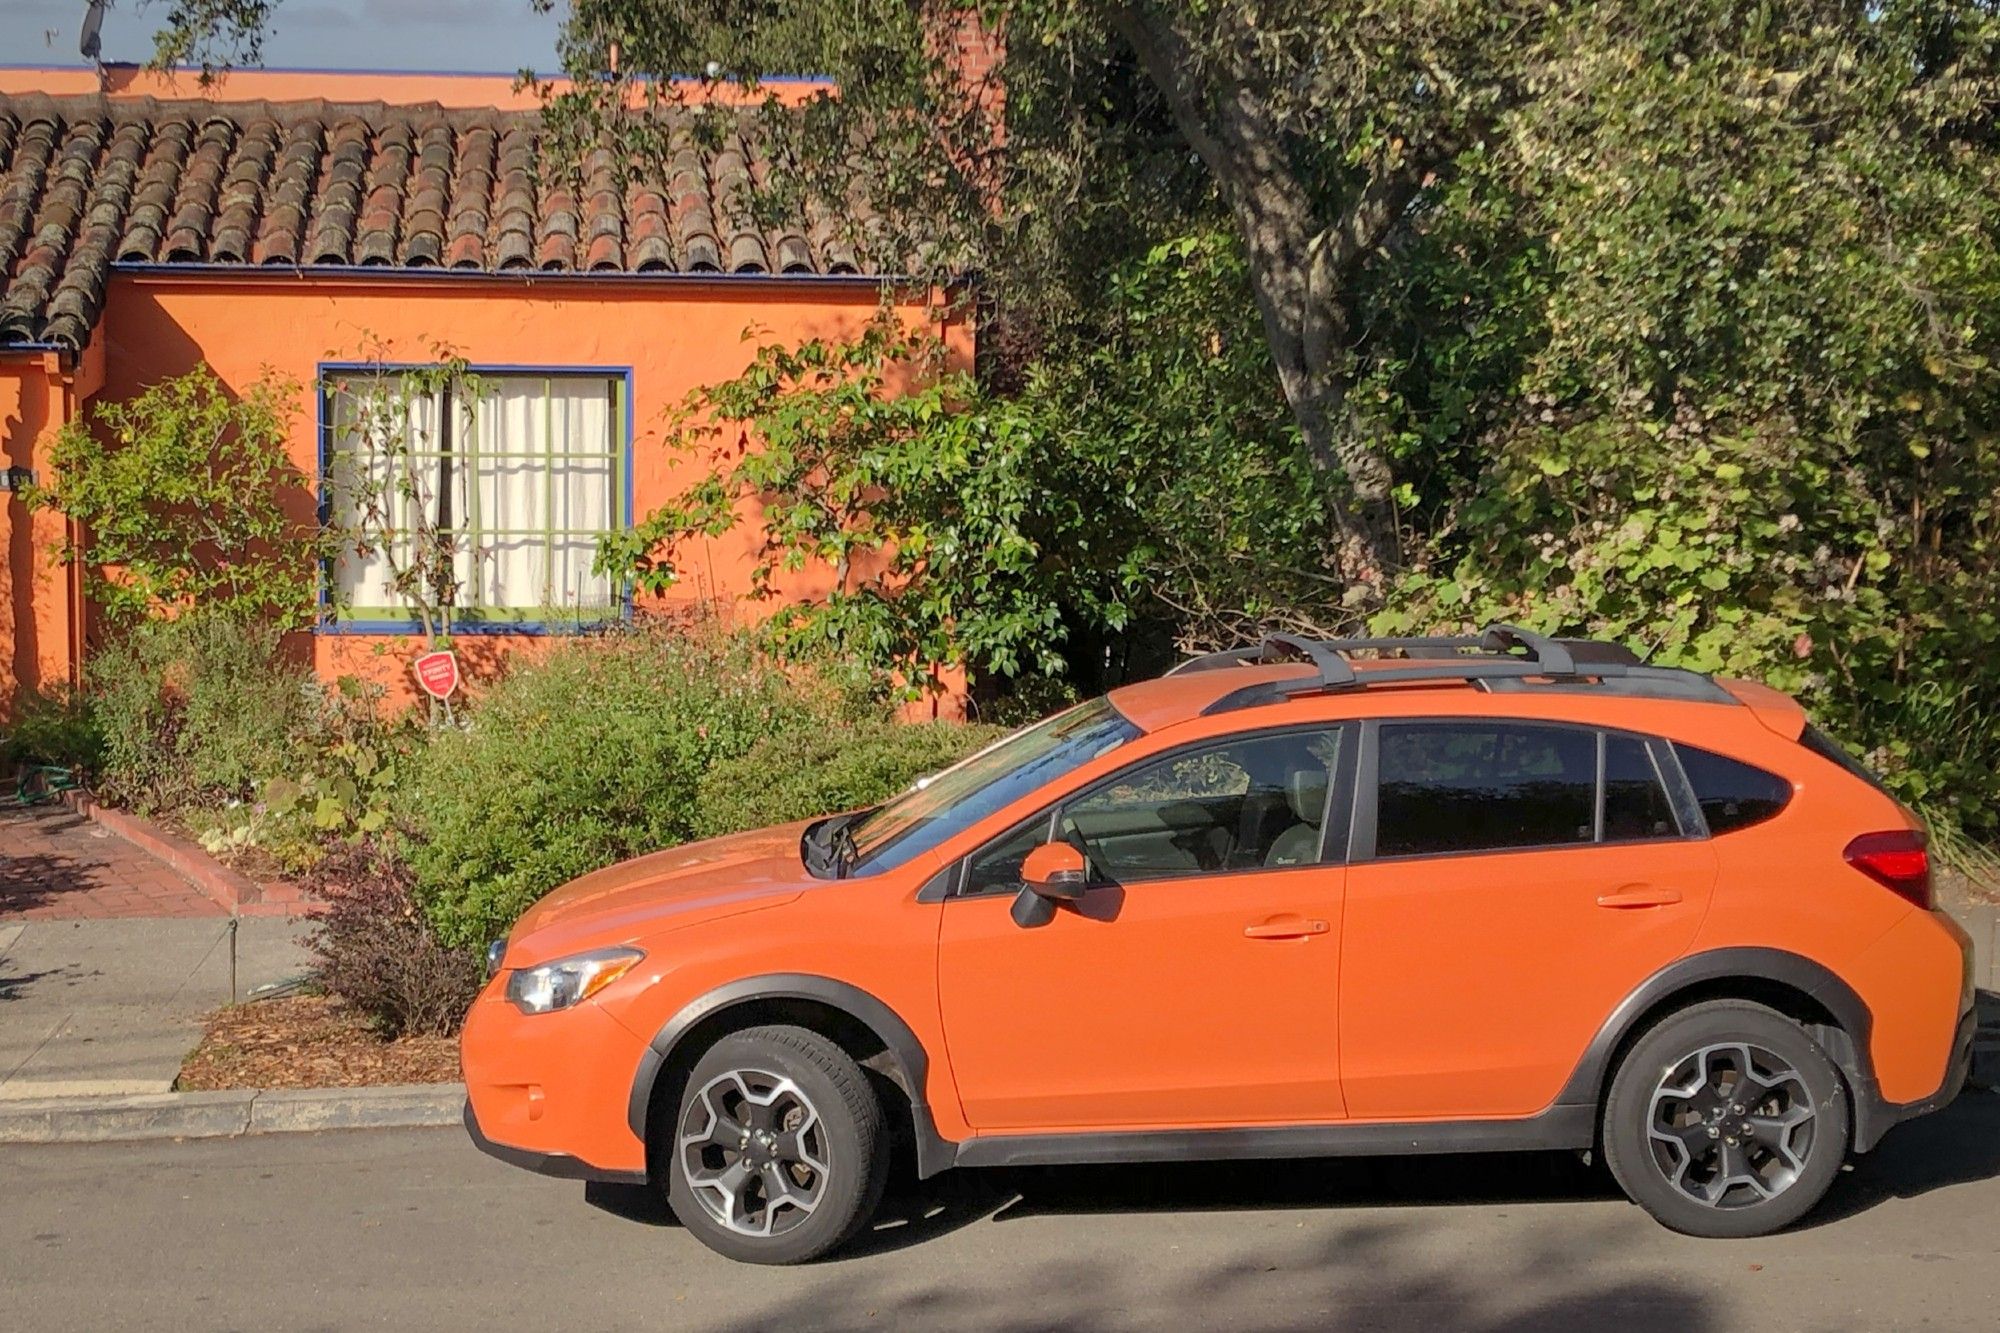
[504,947,644,1015]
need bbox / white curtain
[332,373,618,621]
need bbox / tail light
[1843,830,1932,910]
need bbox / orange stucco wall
[83,270,970,707]
[1,347,99,711]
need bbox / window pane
[1603,734,1677,842]
[963,816,1050,896]
[1376,723,1595,858]
[330,371,620,622]
[1058,729,1341,880]
[1675,744,1792,835]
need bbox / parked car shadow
[589,1036,2000,1259]
[1813,1085,2000,1225]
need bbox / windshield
[845,698,1141,875]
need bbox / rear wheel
[664,1024,889,1264]
[1603,999,1850,1238]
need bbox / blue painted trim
[111,261,907,288]
[315,361,637,639]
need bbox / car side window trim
[947,721,1357,900]
[1648,735,1705,838]
[1354,717,1706,866]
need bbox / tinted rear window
[1674,744,1792,835]
[1801,725,1891,795]
[1376,722,1596,857]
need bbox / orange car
[462,626,1974,1263]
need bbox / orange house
[0,66,972,710]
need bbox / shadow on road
[591,1087,2000,1265]
[1816,1085,2000,1223]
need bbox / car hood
[504,821,817,965]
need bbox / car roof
[1103,626,1800,739]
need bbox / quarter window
[1375,722,1596,858]
[1675,744,1793,835]
[327,371,625,626]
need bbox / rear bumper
[1854,1006,1975,1152]
[463,1098,648,1186]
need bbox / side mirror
[1011,841,1090,929]
[1021,841,1089,901]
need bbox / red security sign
[413,649,460,700]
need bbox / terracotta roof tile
[1,90,899,348]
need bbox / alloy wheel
[677,1068,831,1237]
[1646,1041,1818,1209]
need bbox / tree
[543,0,1561,589]
[149,0,1554,592]
[25,365,325,630]
[321,351,484,649]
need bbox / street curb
[57,789,312,918]
[0,1082,465,1144]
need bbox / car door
[937,725,1352,1132]
[1339,720,1717,1120]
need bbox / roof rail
[1163,624,1730,715]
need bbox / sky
[1,0,567,75]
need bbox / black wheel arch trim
[626,973,956,1178]
[1553,945,1906,1151]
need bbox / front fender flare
[625,973,956,1177]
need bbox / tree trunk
[1109,4,1401,591]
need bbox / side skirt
[949,1105,1596,1170]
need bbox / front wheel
[1602,999,1850,1238]
[664,1024,889,1264]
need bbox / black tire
[1603,999,1850,1239]
[663,1024,889,1264]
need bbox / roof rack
[1164,624,1735,714]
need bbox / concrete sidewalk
[0,916,311,1099]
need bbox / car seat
[1263,766,1329,867]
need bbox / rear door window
[1601,734,1679,842]
[1375,722,1596,857]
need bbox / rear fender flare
[1556,946,1887,1148]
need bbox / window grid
[326,371,628,627]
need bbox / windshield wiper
[801,810,872,880]
[833,819,860,879]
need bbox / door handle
[1595,887,1684,909]
[1243,917,1330,939]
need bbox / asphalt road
[5,1091,1999,1332]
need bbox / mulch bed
[176,994,460,1090]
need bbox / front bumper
[459,978,653,1180]
[463,1099,647,1185]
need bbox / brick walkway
[0,803,223,919]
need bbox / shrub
[190,675,421,873]
[23,365,325,630]
[306,844,482,1038]
[0,684,103,776]
[89,612,313,812]
[402,621,864,949]
[693,719,1005,839]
